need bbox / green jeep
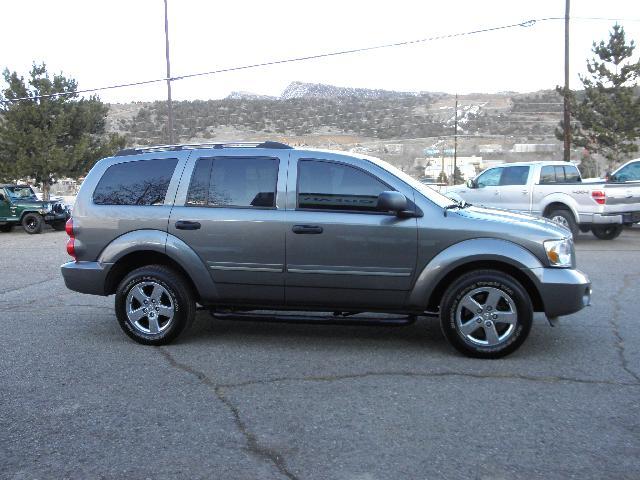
[0,184,70,234]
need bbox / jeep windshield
[6,186,38,200]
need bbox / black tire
[439,269,533,359]
[546,208,578,238]
[51,220,66,231]
[22,213,43,234]
[592,225,623,240]
[115,265,196,345]
[0,224,13,232]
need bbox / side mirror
[377,191,408,214]
[466,179,477,189]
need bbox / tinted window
[186,157,278,208]
[615,162,640,182]
[500,166,530,186]
[564,165,581,182]
[297,160,389,212]
[93,158,177,205]
[540,166,556,184]
[554,166,566,182]
[476,168,502,187]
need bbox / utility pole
[453,94,458,184]
[164,0,175,144]
[563,0,571,162]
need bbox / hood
[454,205,571,239]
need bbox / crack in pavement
[156,347,639,479]
[157,347,299,480]
[217,369,640,390]
[610,273,640,383]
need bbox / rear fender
[98,229,218,302]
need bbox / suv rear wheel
[115,265,196,345]
[22,213,43,234]
[440,269,533,358]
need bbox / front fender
[98,229,218,303]
[407,238,544,309]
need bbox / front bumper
[530,267,591,318]
[44,212,70,223]
[61,261,112,296]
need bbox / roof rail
[115,141,292,156]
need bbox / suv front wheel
[115,265,196,345]
[440,269,533,358]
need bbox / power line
[0,17,561,104]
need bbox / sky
[1,0,639,103]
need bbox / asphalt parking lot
[1,227,639,480]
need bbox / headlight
[544,238,573,267]
[39,203,52,214]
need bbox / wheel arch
[424,260,544,313]
[408,238,545,313]
[99,230,218,303]
[540,195,579,223]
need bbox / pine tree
[452,166,465,185]
[556,25,640,170]
[0,63,126,198]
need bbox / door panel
[497,166,531,212]
[169,152,288,305]
[284,156,418,309]
[468,167,502,208]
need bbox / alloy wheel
[125,281,175,334]
[455,286,518,346]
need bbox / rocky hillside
[106,81,564,154]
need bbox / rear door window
[93,158,178,205]
[540,166,555,184]
[564,165,581,182]
[297,159,389,212]
[500,166,530,186]
[186,156,278,208]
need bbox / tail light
[66,218,76,260]
[591,190,606,205]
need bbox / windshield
[366,156,456,208]
[6,186,37,200]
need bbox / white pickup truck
[445,161,640,240]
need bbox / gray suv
[61,141,591,358]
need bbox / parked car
[444,161,640,240]
[608,158,640,183]
[0,184,70,234]
[61,142,591,358]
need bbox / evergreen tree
[556,25,640,170]
[437,171,449,184]
[0,63,126,198]
[452,166,465,185]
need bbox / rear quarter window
[93,158,178,205]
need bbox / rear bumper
[580,211,640,225]
[61,261,112,296]
[530,267,591,318]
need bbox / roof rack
[115,141,292,156]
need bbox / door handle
[292,224,323,234]
[493,191,499,196]
[175,220,201,230]
[521,190,528,195]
